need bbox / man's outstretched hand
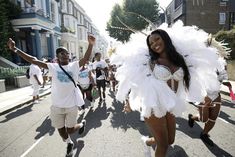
[88,34,96,45]
[7,38,16,52]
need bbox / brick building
[166,0,235,34]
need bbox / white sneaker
[33,100,39,104]
[80,109,85,115]
[90,101,95,108]
[141,136,152,157]
[140,115,145,122]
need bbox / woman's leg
[145,112,175,146]
[203,95,221,134]
[166,113,176,144]
[144,114,171,157]
[85,89,93,102]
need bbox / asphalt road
[0,89,234,157]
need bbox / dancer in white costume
[188,35,232,147]
[111,21,221,157]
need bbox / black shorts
[96,79,106,89]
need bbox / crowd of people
[7,20,233,157]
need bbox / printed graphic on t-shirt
[96,64,102,68]
[79,71,89,78]
[57,71,73,82]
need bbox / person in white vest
[77,61,96,110]
[7,35,95,157]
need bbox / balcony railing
[21,7,49,18]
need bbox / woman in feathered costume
[188,34,233,147]
[111,20,222,157]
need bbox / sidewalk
[0,80,234,116]
[0,84,51,115]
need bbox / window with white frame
[77,11,80,23]
[64,17,69,28]
[68,2,73,14]
[51,2,55,22]
[62,0,67,12]
[80,14,84,25]
[219,12,226,24]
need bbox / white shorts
[50,106,78,129]
[32,84,40,96]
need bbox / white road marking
[218,117,229,124]
[20,136,45,157]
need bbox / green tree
[106,4,133,42]
[106,0,159,43]
[0,0,21,60]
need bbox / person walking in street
[108,64,117,92]
[7,34,95,157]
[92,52,108,102]
[188,35,232,147]
[29,63,43,104]
[77,61,96,111]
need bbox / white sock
[79,123,84,128]
[65,136,73,144]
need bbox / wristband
[14,48,19,53]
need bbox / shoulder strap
[59,64,77,87]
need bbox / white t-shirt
[78,67,90,85]
[47,62,83,108]
[29,64,43,85]
[93,60,108,80]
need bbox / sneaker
[141,136,152,157]
[33,100,39,104]
[66,142,74,156]
[80,109,85,115]
[90,101,95,108]
[200,132,214,146]
[78,120,86,135]
[188,114,194,128]
[140,115,145,122]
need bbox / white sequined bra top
[153,64,184,91]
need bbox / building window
[51,3,55,22]
[62,0,67,12]
[174,0,183,9]
[219,12,226,24]
[80,14,84,25]
[229,12,235,29]
[64,17,69,27]
[68,2,73,14]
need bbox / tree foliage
[0,0,21,60]
[106,0,159,43]
[106,4,133,43]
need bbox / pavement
[0,80,234,116]
[0,84,51,115]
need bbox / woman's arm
[7,38,48,69]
